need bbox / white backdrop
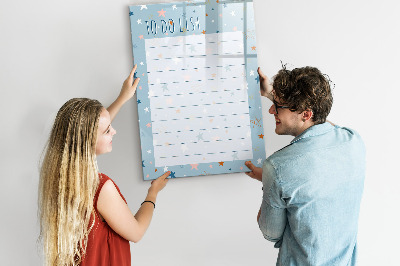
[1,0,399,265]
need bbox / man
[245,66,365,265]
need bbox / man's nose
[269,104,276,114]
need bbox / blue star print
[169,171,176,178]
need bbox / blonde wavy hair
[38,98,104,265]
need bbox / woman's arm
[107,65,140,122]
[97,171,170,243]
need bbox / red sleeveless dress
[81,173,131,266]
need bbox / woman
[38,65,169,265]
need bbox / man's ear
[302,109,313,122]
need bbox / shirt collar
[290,122,334,144]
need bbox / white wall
[1,0,399,265]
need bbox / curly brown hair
[272,66,333,124]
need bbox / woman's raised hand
[119,65,140,103]
[107,65,141,121]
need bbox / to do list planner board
[129,0,265,180]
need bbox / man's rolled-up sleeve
[258,159,287,246]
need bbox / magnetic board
[129,0,265,180]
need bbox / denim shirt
[258,122,365,266]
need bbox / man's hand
[245,161,263,182]
[258,67,274,101]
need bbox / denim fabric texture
[258,122,365,266]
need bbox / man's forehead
[273,96,285,105]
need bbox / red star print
[157,9,166,17]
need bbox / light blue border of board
[129,0,265,180]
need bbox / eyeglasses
[273,100,291,114]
